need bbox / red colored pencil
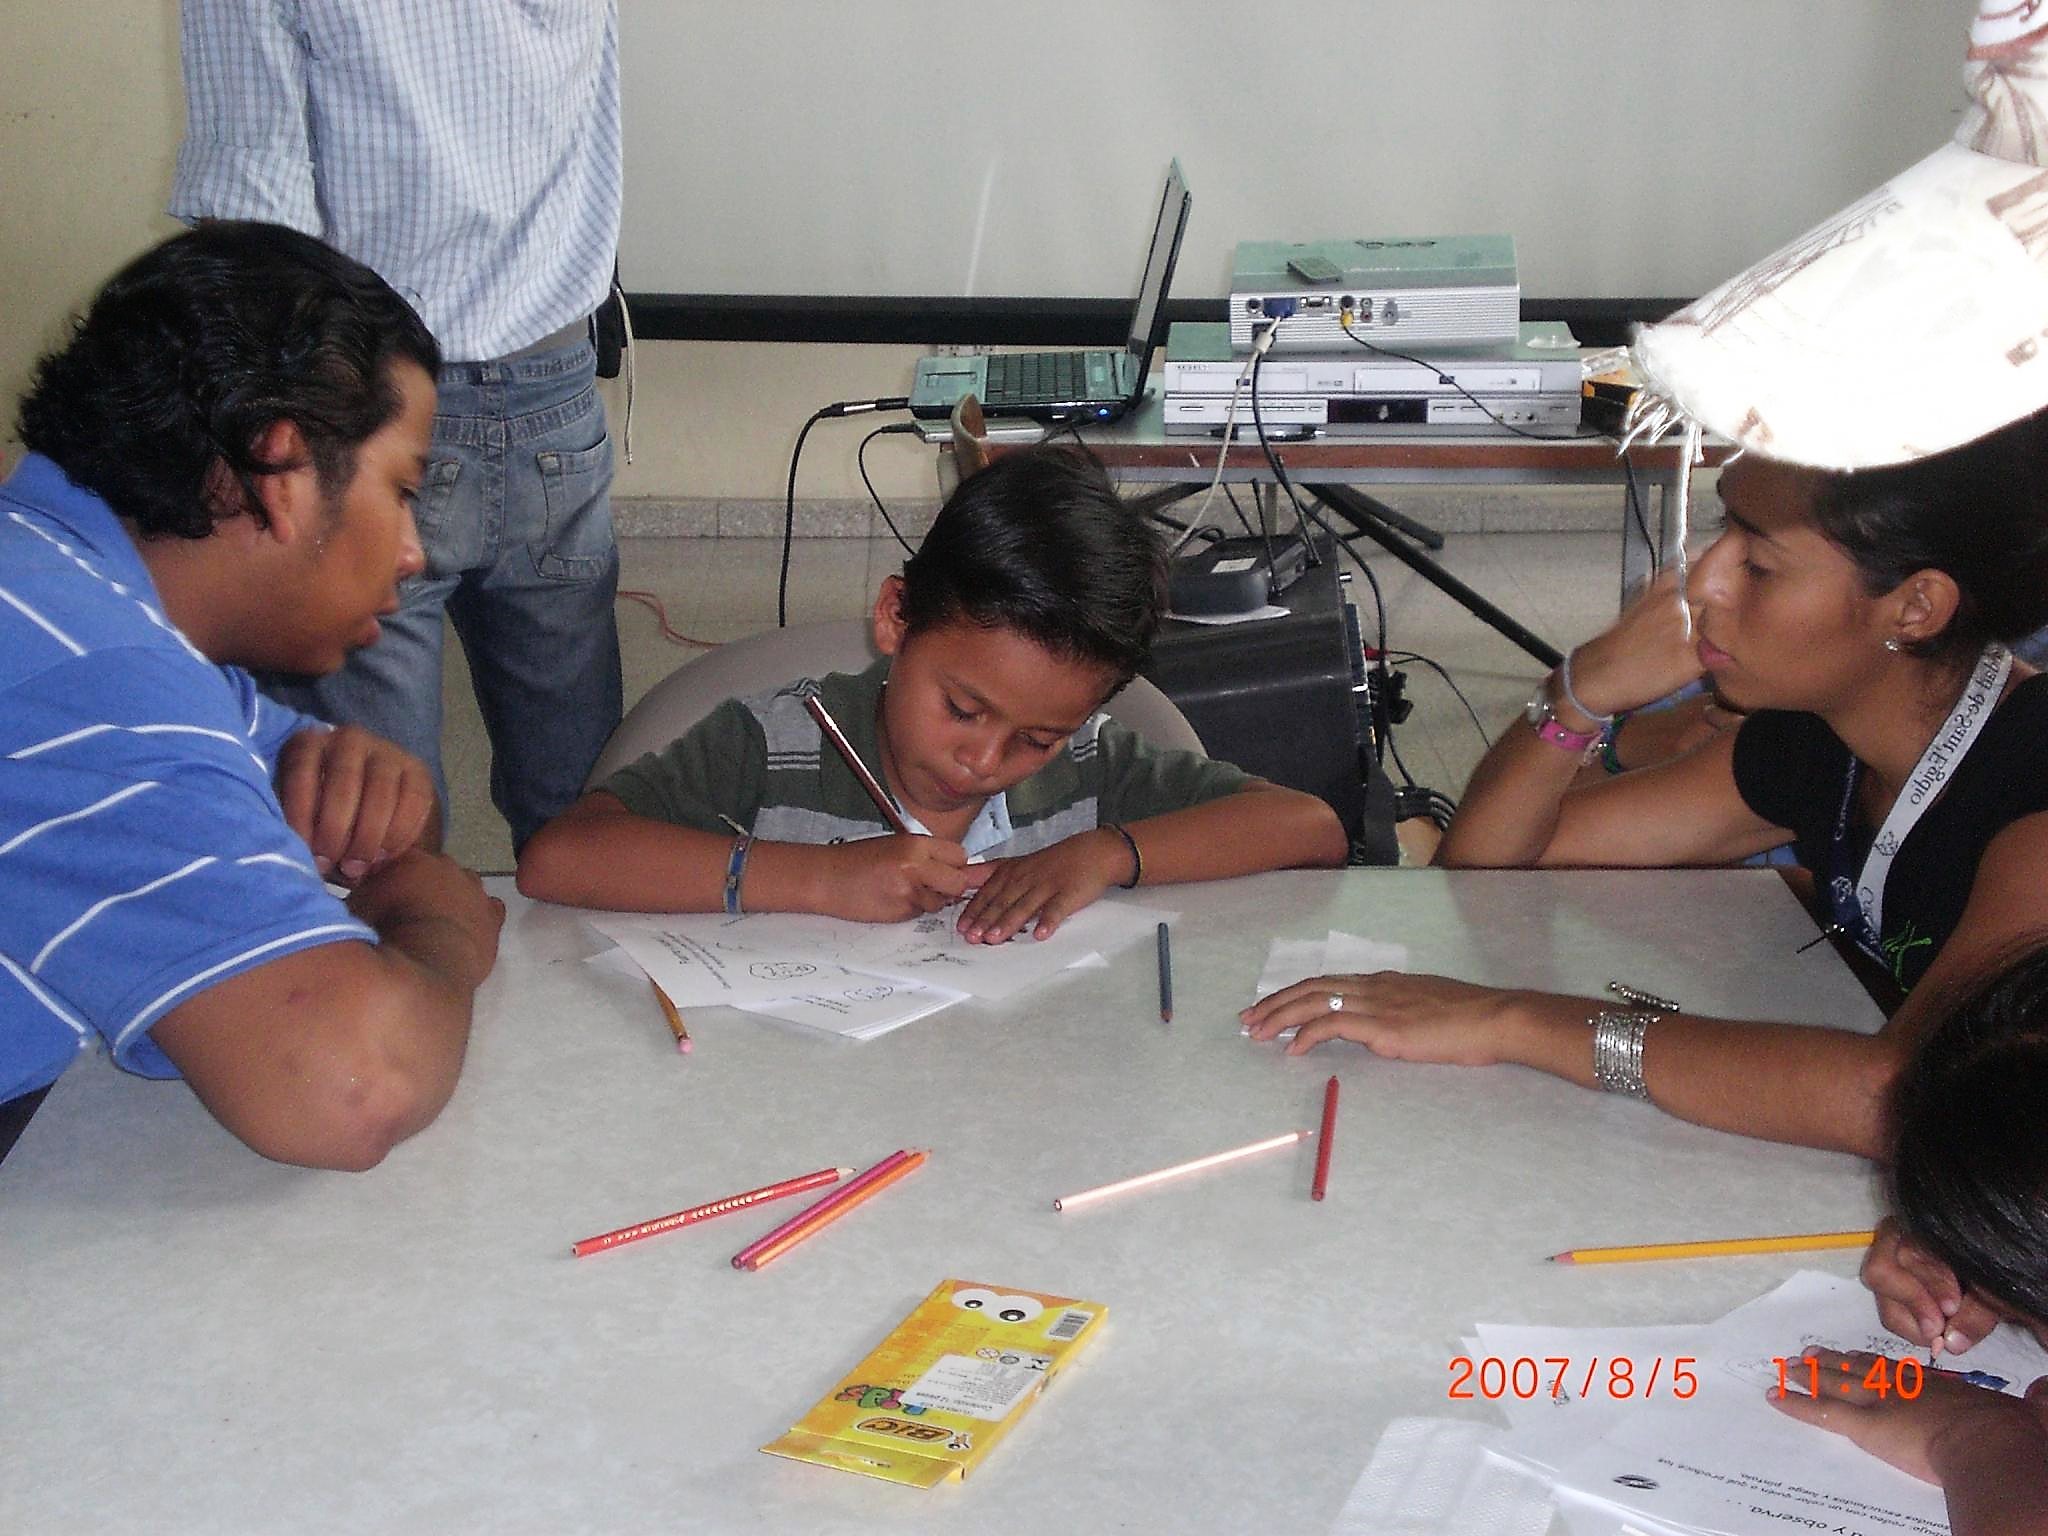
[1311,1075,1339,1202]
[730,1148,917,1269]
[740,1150,928,1270]
[571,1164,849,1257]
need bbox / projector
[1228,235,1519,353]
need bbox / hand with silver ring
[1239,971,1523,1063]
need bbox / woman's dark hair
[897,445,1167,684]
[1808,406,2048,668]
[16,221,438,541]
[1888,941,2048,1325]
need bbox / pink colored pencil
[730,1148,917,1269]
[1052,1129,1307,1212]
[1311,1076,1339,1202]
[739,1151,928,1270]
[571,1164,849,1257]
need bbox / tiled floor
[438,521,1642,874]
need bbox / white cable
[1171,320,1281,555]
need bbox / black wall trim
[624,294,1688,349]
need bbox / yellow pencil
[650,978,691,1054]
[1548,1229,1874,1265]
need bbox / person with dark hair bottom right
[1766,944,2048,1535]
[0,222,503,1170]
[518,446,1348,936]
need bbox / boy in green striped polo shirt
[518,447,1347,942]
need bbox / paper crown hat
[1630,3,2048,470]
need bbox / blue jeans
[264,337,623,853]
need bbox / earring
[1883,637,1903,653]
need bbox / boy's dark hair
[16,221,439,542]
[897,445,1167,684]
[1809,406,2048,670]
[1888,941,2048,1324]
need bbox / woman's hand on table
[1240,972,1526,1062]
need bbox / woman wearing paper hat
[1244,4,2048,1159]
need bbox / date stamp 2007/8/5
[1447,1355,1700,1402]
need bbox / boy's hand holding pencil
[812,833,974,923]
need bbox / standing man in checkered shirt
[170,1,626,856]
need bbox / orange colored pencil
[738,1150,928,1271]
[1311,1075,1339,1201]
[571,1165,849,1257]
[650,978,691,1053]
[730,1148,917,1269]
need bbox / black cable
[779,396,913,627]
[1386,648,1492,752]
[1248,343,1325,577]
[1247,346,1285,575]
[780,408,830,628]
[1384,722,1420,789]
[858,423,920,556]
[1221,484,1258,538]
[1337,325,1668,567]
[1618,443,1654,562]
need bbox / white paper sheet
[736,976,967,1041]
[1166,604,1291,626]
[1329,1417,1555,1536]
[1245,930,1412,1038]
[760,897,1172,998]
[588,933,967,1041]
[1556,1270,2048,1536]
[1472,1321,1705,1477]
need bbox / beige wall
[0,5,936,508]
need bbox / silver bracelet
[1590,1009,1654,1101]
[1557,648,1615,727]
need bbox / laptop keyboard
[985,350,1106,404]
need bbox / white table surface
[0,870,1886,1536]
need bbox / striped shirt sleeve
[1,647,373,1097]
[169,0,321,233]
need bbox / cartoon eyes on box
[950,1287,1045,1325]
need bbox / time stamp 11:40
[1446,1355,1930,1402]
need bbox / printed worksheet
[1469,1320,1705,1478]
[589,896,1173,1008]
[1557,1270,2048,1535]
[737,976,968,1041]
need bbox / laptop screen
[1124,160,1191,368]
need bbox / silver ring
[1327,994,1344,1013]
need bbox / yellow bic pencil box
[763,1278,1106,1488]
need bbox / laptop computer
[909,160,1191,424]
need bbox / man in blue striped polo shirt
[0,223,503,1170]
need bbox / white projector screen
[619,0,1971,304]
